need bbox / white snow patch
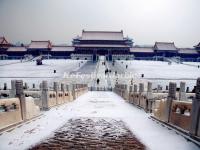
[121,60,200,89]
[0,59,86,88]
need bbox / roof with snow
[51,46,75,52]
[80,30,124,41]
[178,48,198,54]
[0,37,11,49]
[0,37,4,44]
[154,42,177,51]
[194,42,200,49]
[0,37,9,45]
[130,47,154,53]
[28,41,52,49]
[7,46,27,52]
[75,44,130,48]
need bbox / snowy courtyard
[0,59,86,88]
[117,60,200,89]
[1,59,199,90]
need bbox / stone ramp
[30,118,145,150]
[107,62,125,74]
[70,61,97,75]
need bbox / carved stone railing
[170,101,192,131]
[0,80,89,131]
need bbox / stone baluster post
[124,84,128,99]
[179,82,186,101]
[186,87,190,93]
[10,80,16,98]
[41,81,49,110]
[147,82,152,93]
[160,86,162,91]
[61,83,65,92]
[53,82,59,92]
[139,83,144,106]
[190,78,200,136]
[125,84,127,90]
[122,84,125,97]
[134,84,138,93]
[32,83,35,89]
[133,84,138,104]
[53,82,59,105]
[39,83,42,90]
[24,82,28,90]
[16,80,26,120]
[65,84,69,91]
[139,83,144,93]
[61,83,65,102]
[169,82,177,99]
[72,84,76,100]
[129,85,133,92]
[3,83,7,90]
[165,82,176,122]
[157,85,161,93]
[147,82,153,112]
[68,84,73,101]
[129,85,133,103]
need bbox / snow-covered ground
[0,91,198,150]
[0,59,86,88]
[0,60,21,66]
[1,59,199,90]
[120,60,200,89]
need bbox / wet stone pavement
[30,118,145,150]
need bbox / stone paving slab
[30,118,145,150]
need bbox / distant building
[194,42,200,50]
[7,46,27,59]
[178,48,199,61]
[154,42,178,57]
[73,30,133,61]
[130,46,154,60]
[0,37,11,59]
[0,37,10,48]
[51,46,74,59]
[0,31,200,61]
[27,41,52,56]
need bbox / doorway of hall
[99,55,106,61]
[98,55,110,61]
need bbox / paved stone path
[30,118,145,150]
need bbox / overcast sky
[0,0,199,47]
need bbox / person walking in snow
[97,78,100,85]
[131,78,133,85]
[115,71,117,76]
